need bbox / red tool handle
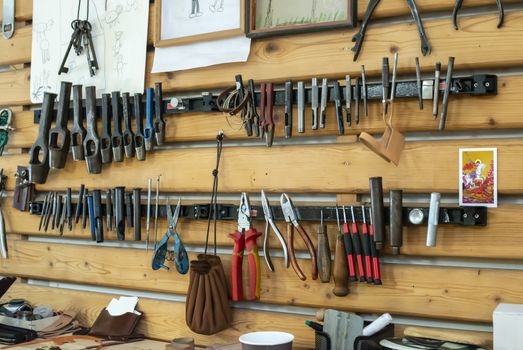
[369,223,382,285]
[245,228,261,301]
[351,222,366,282]
[343,223,357,282]
[265,83,274,126]
[229,230,245,301]
[361,222,374,283]
[287,224,306,281]
[260,83,266,127]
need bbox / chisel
[311,78,319,130]
[333,81,344,135]
[439,57,455,130]
[332,206,349,297]
[354,77,361,124]
[415,57,423,110]
[344,75,352,127]
[361,65,368,117]
[317,210,331,283]
[297,81,305,133]
[320,78,328,128]
[75,184,85,224]
[433,62,441,118]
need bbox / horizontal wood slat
[0,139,521,193]
[8,75,523,149]
[2,283,314,348]
[0,25,31,65]
[0,239,517,323]
[147,12,523,92]
[0,68,30,106]
[4,203,523,261]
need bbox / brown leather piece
[88,309,143,341]
[186,254,232,335]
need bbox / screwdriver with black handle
[360,205,374,283]
[342,206,357,282]
[350,206,366,282]
[317,210,331,283]
[333,206,349,296]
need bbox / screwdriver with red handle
[360,205,374,283]
[350,206,366,282]
[342,206,357,282]
[368,208,382,285]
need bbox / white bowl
[239,331,294,349]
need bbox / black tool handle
[125,191,133,228]
[333,81,344,135]
[360,221,373,283]
[370,177,385,250]
[75,184,85,224]
[351,224,366,282]
[114,187,125,240]
[133,188,141,241]
[101,94,111,138]
[343,224,357,282]
[284,80,293,138]
[66,188,72,231]
[106,189,113,231]
[92,190,104,243]
[382,57,390,101]
[55,81,72,128]
[390,190,403,255]
[369,224,382,285]
[134,93,144,136]
[82,189,88,229]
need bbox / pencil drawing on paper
[189,0,202,18]
[255,0,347,30]
[34,20,54,64]
[209,0,224,13]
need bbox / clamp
[229,193,261,301]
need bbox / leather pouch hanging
[185,133,232,335]
[88,309,143,341]
[359,101,405,166]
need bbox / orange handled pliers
[280,193,318,281]
[229,192,261,301]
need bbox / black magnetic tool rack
[29,201,487,227]
[33,74,498,123]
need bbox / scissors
[152,199,189,274]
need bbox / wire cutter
[152,199,189,274]
[229,193,261,302]
[453,0,504,30]
[260,190,289,272]
[280,194,318,281]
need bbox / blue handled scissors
[152,199,189,274]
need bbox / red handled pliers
[229,192,261,301]
[280,194,318,281]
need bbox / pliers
[260,83,275,147]
[453,0,504,30]
[260,190,289,272]
[280,194,318,281]
[152,199,189,274]
[229,193,261,301]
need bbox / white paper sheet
[151,36,251,73]
[30,0,149,103]
[106,296,140,316]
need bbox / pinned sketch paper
[30,0,149,103]
[459,148,498,208]
[152,36,251,73]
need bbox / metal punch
[111,91,124,162]
[297,81,305,133]
[320,78,328,129]
[49,81,72,169]
[144,88,155,151]
[100,93,113,164]
[122,93,135,158]
[134,93,146,161]
[311,78,319,130]
[28,92,56,184]
[83,86,102,174]
[154,82,166,146]
[70,85,87,161]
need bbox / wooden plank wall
[2,0,523,348]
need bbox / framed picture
[155,0,246,47]
[246,0,356,38]
[459,148,498,208]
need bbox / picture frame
[459,148,498,208]
[154,0,246,47]
[246,0,356,39]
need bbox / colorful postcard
[459,148,497,207]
